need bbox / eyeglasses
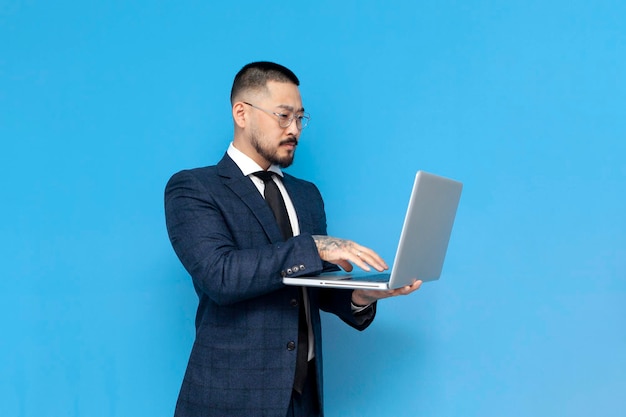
[243,102,310,130]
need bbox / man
[165,61,421,417]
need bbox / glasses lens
[298,114,309,129]
[277,113,292,128]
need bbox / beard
[250,128,297,168]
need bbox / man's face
[246,81,303,168]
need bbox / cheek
[256,121,282,139]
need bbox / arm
[312,235,423,316]
[164,169,325,305]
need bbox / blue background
[1,1,625,416]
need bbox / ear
[232,102,247,128]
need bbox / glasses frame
[242,101,310,130]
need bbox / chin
[278,159,294,169]
[275,150,295,168]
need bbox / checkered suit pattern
[165,154,376,417]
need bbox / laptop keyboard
[338,273,391,282]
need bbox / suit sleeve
[164,169,326,306]
[318,289,377,330]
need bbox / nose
[285,118,301,136]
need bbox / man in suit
[165,61,422,417]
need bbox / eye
[277,113,292,121]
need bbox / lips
[280,139,298,148]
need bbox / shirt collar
[227,142,284,177]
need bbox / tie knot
[253,171,275,183]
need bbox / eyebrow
[276,104,305,113]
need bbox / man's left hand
[351,279,423,306]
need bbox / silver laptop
[283,171,463,290]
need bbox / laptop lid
[386,170,463,286]
[283,171,463,290]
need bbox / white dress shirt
[227,143,315,360]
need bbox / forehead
[263,81,303,109]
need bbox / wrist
[351,293,371,308]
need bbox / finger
[338,246,373,272]
[351,245,388,271]
[346,253,372,272]
[336,260,354,272]
[400,280,422,294]
[356,246,388,269]
[385,280,421,297]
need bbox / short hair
[230,61,300,104]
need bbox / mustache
[279,138,298,146]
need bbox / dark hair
[230,61,300,104]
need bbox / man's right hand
[312,235,389,273]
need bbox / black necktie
[253,171,309,394]
[253,171,293,240]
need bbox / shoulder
[169,165,218,181]
[282,172,320,193]
[166,153,238,189]
[166,153,241,185]
[165,166,220,192]
[281,173,326,215]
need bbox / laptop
[283,171,463,290]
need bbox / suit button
[290,299,298,307]
[293,266,299,273]
[287,268,293,275]
[287,341,296,351]
[299,264,305,271]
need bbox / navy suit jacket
[165,154,375,417]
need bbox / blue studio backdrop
[1,1,625,416]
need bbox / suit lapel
[216,154,284,243]
[282,174,316,235]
